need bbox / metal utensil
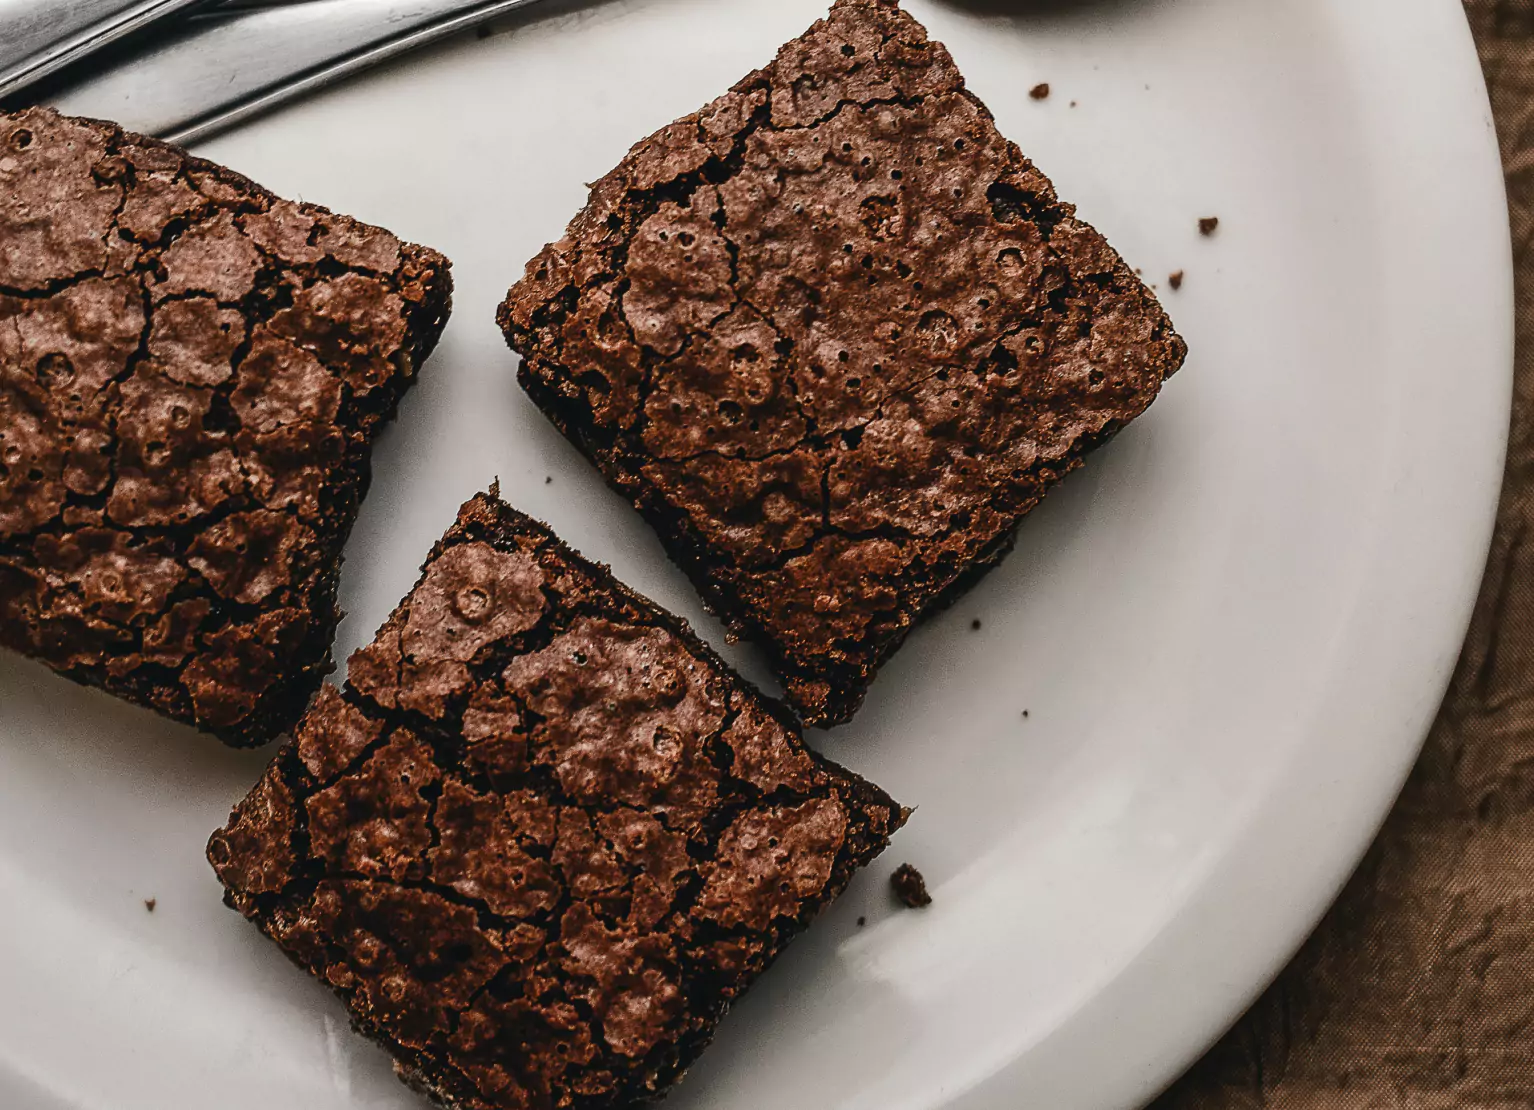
[49,0,548,145]
[0,0,205,101]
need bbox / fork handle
[0,0,203,100]
[50,0,547,145]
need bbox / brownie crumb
[143,898,156,913]
[1022,709,1030,718]
[1199,217,1220,236]
[1070,100,1078,108]
[544,475,553,484]
[1029,82,1051,100]
[1169,270,1185,290]
[857,916,867,927]
[970,619,982,631]
[891,863,932,908]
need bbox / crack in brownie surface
[208,491,906,1110]
[498,0,1187,727]
[0,107,452,744]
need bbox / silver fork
[49,0,552,145]
[0,0,206,101]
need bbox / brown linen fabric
[1155,4,1534,1107]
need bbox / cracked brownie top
[208,490,905,1110]
[499,0,1186,727]
[0,106,452,745]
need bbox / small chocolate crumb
[1169,270,1184,291]
[857,916,867,927]
[1022,709,1030,718]
[1199,217,1220,236]
[144,898,157,913]
[544,476,553,484]
[1069,100,1078,108]
[970,619,982,631]
[891,863,932,909]
[1029,82,1051,101]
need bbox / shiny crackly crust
[208,491,905,1110]
[498,0,1186,727]
[0,106,453,745]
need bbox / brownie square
[0,107,452,745]
[208,490,905,1110]
[499,0,1186,727]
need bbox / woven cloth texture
[1154,3,1534,1107]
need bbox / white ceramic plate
[0,0,1511,1107]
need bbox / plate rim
[943,0,1514,1105]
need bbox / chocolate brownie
[208,490,905,1110]
[499,0,1186,727]
[0,106,452,745]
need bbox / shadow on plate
[483,0,1177,46]
[0,653,274,797]
[930,0,1186,29]
[935,0,1147,13]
